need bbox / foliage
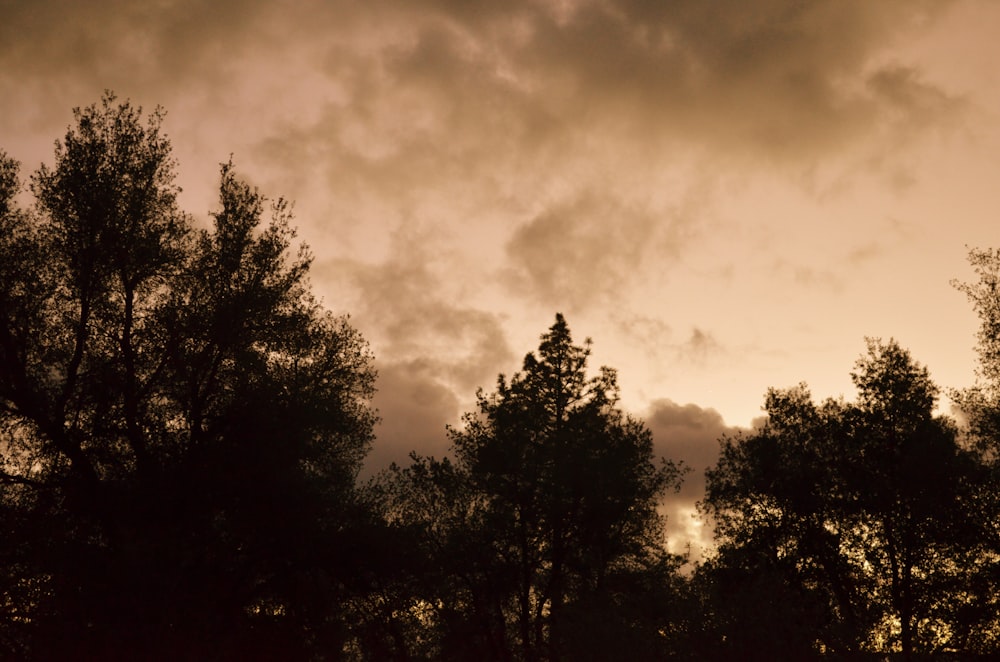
[700,339,990,658]
[0,94,377,659]
[381,315,686,661]
[952,247,1000,452]
[947,247,1000,651]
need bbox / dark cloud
[1,0,964,170]
[317,230,514,474]
[645,398,739,557]
[373,0,964,164]
[1,0,966,326]
[503,193,670,310]
[335,244,514,395]
[365,360,459,473]
[647,398,731,486]
[217,0,967,325]
[867,64,964,130]
[0,1,272,116]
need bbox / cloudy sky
[2,0,998,554]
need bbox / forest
[1,96,999,661]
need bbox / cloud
[645,398,739,558]
[318,229,516,473]
[867,63,965,133]
[614,316,726,376]
[0,0,976,509]
[614,315,674,369]
[377,0,964,166]
[334,241,514,395]
[365,359,460,473]
[847,242,885,265]
[503,193,672,311]
[2,1,964,164]
[680,328,724,364]
[647,398,731,482]
[1,0,967,264]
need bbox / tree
[0,94,377,659]
[382,315,686,661]
[948,247,1000,650]
[699,386,869,659]
[951,247,1000,458]
[847,340,978,657]
[701,339,984,659]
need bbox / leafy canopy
[0,93,376,660]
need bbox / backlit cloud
[646,398,738,558]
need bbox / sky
[2,0,999,556]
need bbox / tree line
[2,95,999,660]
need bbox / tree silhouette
[701,339,985,659]
[382,315,685,661]
[0,94,377,659]
[948,247,1000,650]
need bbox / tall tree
[846,340,977,657]
[701,339,983,659]
[0,95,377,659]
[383,315,685,661]
[699,385,870,659]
